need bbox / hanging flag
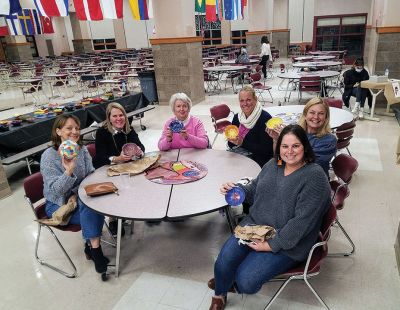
[31,9,42,34]
[224,0,233,20]
[128,0,149,20]
[147,0,153,19]
[195,0,205,13]
[41,16,54,34]
[0,17,9,36]
[17,9,35,35]
[217,0,224,20]
[241,0,247,19]
[34,0,68,17]
[100,0,123,19]
[73,0,103,21]
[6,14,22,35]
[206,0,216,22]
[0,0,21,16]
[224,0,243,20]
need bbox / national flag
[31,9,42,34]
[128,0,149,20]
[147,0,153,19]
[100,0,123,19]
[223,0,233,20]
[0,0,21,16]
[195,0,205,13]
[18,9,35,35]
[206,0,216,22]
[41,16,54,34]
[6,14,22,35]
[224,0,243,20]
[73,0,103,21]
[34,0,68,17]
[0,18,9,36]
[217,0,224,20]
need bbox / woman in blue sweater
[40,115,109,281]
[208,125,331,310]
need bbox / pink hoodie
[158,116,209,151]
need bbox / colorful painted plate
[169,120,184,133]
[224,125,239,139]
[225,187,245,206]
[266,117,283,129]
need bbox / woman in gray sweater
[40,115,108,281]
[208,125,331,310]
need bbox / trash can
[138,70,158,103]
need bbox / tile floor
[1,62,400,310]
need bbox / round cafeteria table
[292,61,342,69]
[78,148,261,276]
[221,59,259,65]
[264,105,353,129]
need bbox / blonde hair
[238,85,257,101]
[298,97,331,137]
[169,93,192,112]
[104,102,131,134]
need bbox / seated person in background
[228,85,274,168]
[235,47,249,64]
[93,102,145,236]
[208,125,331,310]
[267,97,336,177]
[158,92,209,151]
[41,115,109,280]
[342,58,372,119]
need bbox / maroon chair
[329,154,359,256]
[86,143,96,158]
[249,72,273,104]
[210,104,234,147]
[264,203,337,310]
[298,75,321,101]
[335,119,356,156]
[324,98,343,109]
[23,172,81,278]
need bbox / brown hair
[51,114,82,149]
[298,97,332,137]
[104,102,131,134]
[238,85,257,101]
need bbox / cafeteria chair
[335,119,356,156]
[325,98,344,109]
[23,172,81,278]
[210,103,234,147]
[249,72,273,104]
[329,154,359,256]
[298,75,322,102]
[263,203,337,310]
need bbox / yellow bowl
[266,117,283,129]
[224,125,239,139]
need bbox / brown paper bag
[107,154,161,176]
[37,195,77,226]
[234,225,276,242]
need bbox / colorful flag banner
[217,0,224,20]
[41,16,54,34]
[31,9,42,34]
[100,0,123,19]
[128,0,149,20]
[206,0,216,22]
[6,14,22,35]
[224,0,245,20]
[0,0,21,16]
[195,0,205,13]
[18,9,35,35]
[147,0,153,19]
[34,0,68,17]
[0,17,9,36]
[73,0,103,21]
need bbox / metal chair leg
[304,277,331,310]
[264,277,293,310]
[35,224,78,278]
[328,218,355,256]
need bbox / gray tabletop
[292,61,342,68]
[277,70,340,80]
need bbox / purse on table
[84,182,119,197]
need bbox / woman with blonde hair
[267,97,336,176]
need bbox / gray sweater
[239,159,331,261]
[40,146,94,206]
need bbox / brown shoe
[208,278,236,293]
[209,296,226,310]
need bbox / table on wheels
[78,148,261,276]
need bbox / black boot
[84,242,92,260]
[90,246,110,281]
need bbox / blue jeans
[214,235,297,295]
[45,199,104,240]
[342,86,371,108]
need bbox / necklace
[111,132,128,154]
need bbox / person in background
[259,35,272,79]
[267,97,337,177]
[228,85,274,168]
[158,92,209,151]
[208,125,331,310]
[93,102,145,236]
[235,47,250,64]
[41,115,109,281]
[342,58,372,119]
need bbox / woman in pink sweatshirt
[158,93,209,151]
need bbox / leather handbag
[84,182,119,197]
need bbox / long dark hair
[261,35,269,44]
[51,114,82,149]
[274,124,315,164]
